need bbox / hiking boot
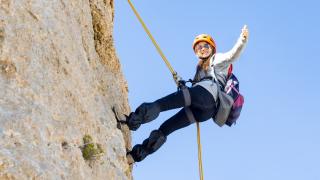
[121,112,141,131]
[117,102,161,131]
[128,129,167,162]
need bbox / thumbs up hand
[241,25,249,40]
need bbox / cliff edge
[0,0,132,179]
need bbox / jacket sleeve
[214,35,248,66]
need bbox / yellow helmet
[192,34,216,53]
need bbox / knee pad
[136,102,160,123]
[130,129,167,162]
[143,129,167,154]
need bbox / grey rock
[0,0,132,179]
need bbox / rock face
[0,0,132,179]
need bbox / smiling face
[194,41,214,59]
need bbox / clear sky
[114,0,320,179]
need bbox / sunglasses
[195,43,211,51]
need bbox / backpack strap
[227,64,233,78]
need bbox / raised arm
[214,25,249,66]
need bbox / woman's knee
[135,102,161,123]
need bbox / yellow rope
[127,0,176,77]
[197,122,204,180]
[127,1,204,179]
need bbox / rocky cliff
[0,0,132,179]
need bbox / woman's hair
[198,59,210,72]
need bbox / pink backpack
[224,74,244,126]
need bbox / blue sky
[114,0,320,179]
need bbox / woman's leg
[160,106,216,137]
[128,108,190,162]
[128,103,216,162]
[126,90,187,130]
[126,86,214,131]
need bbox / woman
[125,25,249,164]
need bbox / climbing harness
[127,1,205,179]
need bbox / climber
[124,25,249,164]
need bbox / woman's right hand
[241,25,249,40]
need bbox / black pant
[129,85,217,162]
[157,85,217,136]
